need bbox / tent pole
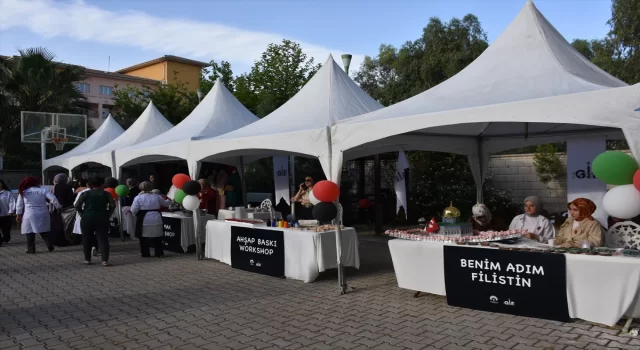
[240,156,248,207]
[327,126,347,294]
[290,155,295,220]
[194,208,202,260]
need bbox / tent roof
[341,0,626,127]
[115,79,258,169]
[187,55,383,176]
[60,101,174,171]
[43,114,124,169]
[195,54,382,141]
[328,0,640,181]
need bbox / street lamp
[341,54,353,76]
[197,89,204,104]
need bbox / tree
[0,47,87,168]
[200,60,235,94]
[571,0,640,84]
[533,144,565,184]
[112,73,198,127]
[355,14,488,106]
[248,39,322,116]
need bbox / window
[75,82,90,93]
[100,85,113,95]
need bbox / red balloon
[172,173,190,189]
[634,169,640,192]
[312,180,340,203]
[105,187,117,199]
[358,198,371,209]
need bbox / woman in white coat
[131,181,170,257]
[509,196,554,243]
[15,177,61,253]
[0,179,16,246]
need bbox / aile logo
[572,162,596,180]
[276,165,288,177]
[504,299,515,306]
[489,295,499,304]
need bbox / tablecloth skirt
[205,220,360,282]
[388,239,640,327]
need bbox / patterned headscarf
[472,204,492,225]
[569,198,596,221]
[54,173,68,184]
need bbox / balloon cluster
[104,177,119,199]
[308,180,340,222]
[172,174,201,211]
[592,152,640,219]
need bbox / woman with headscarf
[198,178,218,214]
[131,181,170,258]
[50,173,75,246]
[0,179,16,246]
[15,177,61,253]
[467,203,508,232]
[555,198,604,248]
[509,196,554,243]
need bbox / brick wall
[488,153,568,213]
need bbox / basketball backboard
[21,111,87,144]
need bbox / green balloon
[592,151,639,185]
[115,184,130,197]
[174,189,187,204]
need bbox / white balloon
[182,195,201,211]
[603,185,640,219]
[308,190,321,205]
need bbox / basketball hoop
[52,137,68,151]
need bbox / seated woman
[555,198,604,248]
[509,196,554,243]
[467,204,508,232]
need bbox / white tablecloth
[122,208,215,252]
[388,239,640,327]
[205,220,360,282]
[216,209,283,221]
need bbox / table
[217,209,283,221]
[122,208,215,253]
[388,239,640,327]
[205,220,360,282]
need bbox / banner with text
[231,226,285,278]
[395,150,410,219]
[162,217,184,253]
[567,138,608,227]
[444,246,569,322]
[273,156,290,205]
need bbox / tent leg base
[622,317,634,333]
[413,291,422,298]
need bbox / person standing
[15,177,61,253]
[50,173,75,246]
[121,178,140,207]
[74,177,116,266]
[131,181,170,258]
[198,179,218,214]
[0,179,16,246]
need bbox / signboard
[567,138,608,228]
[444,246,570,322]
[162,217,183,253]
[231,226,285,278]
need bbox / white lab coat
[509,214,554,243]
[131,193,170,238]
[16,187,61,234]
[72,188,90,235]
[0,190,16,216]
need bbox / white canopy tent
[187,55,383,179]
[328,0,640,201]
[115,79,259,177]
[43,114,124,172]
[62,101,173,177]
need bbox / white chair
[606,221,640,249]
[335,203,344,225]
[260,199,272,210]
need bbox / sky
[0,0,613,76]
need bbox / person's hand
[16,215,22,223]
[560,242,573,248]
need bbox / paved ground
[1,228,639,350]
